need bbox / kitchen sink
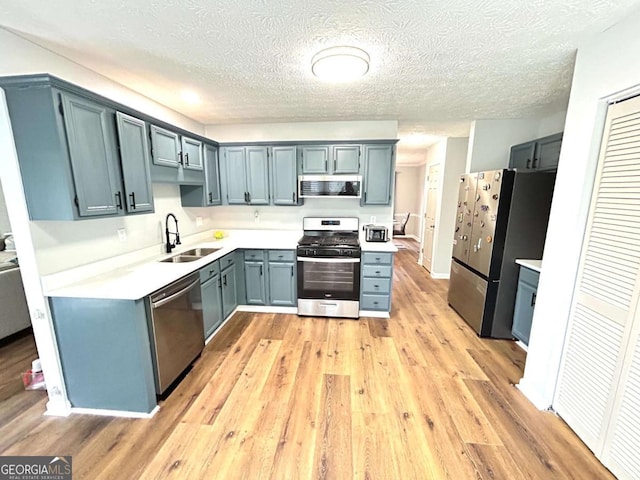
[181,247,221,257]
[160,255,202,263]
[159,247,222,263]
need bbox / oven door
[297,257,360,301]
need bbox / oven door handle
[297,257,360,263]
[151,279,200,308]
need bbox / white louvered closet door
[555,94,640,480]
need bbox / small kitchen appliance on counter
[297,217,361,318]
[363,225,389,242]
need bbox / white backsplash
[30,183,392,275]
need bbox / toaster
[364,225,389,242]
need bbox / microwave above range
[298,175,362,198]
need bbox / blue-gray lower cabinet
[49,297,157,414]
[200,263,224,338]
[243,249,296,306]
[245,260,267,305]
[360,251,394,312]
[221,261,238,319]
[268,260,296,306]
[512,266,540,346]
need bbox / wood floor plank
[269,341,325,480]
[466,443,529,480]
[312,374,353,480]
[0,239,615,480]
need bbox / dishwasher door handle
[152,279,200,308]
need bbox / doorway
[421,163,440,273]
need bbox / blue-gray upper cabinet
[181,136,203,171]
[149,125,181,168]
[332,145,361,174]
[271,146,301,205]
[509,132,563,171]
[301,145,330,173]
[115,112,154,213]
[149,125,205,185]
[61,93,123,217]
[246,147,270,204]
[221,146,269,205]
[204,144,221,205]
[361,144,395,206]
[300,145,360,174]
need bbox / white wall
[465,114,566,173]
[0,182,10,235]
[394,166,422,237]
[205,121,397,142]
[0,28,202,134]
[431,137,468,276]
[518,9,640,410]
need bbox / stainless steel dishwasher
[148,272,204,394]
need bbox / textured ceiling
[1,0,640,165]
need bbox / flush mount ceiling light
[181,90,200,104]
[311,46,370,82]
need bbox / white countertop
[516,259,542,273]
[44,229,397,300]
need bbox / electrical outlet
[369,216,376,224]
[254,210,260,223]
[196,216,203,227]
[117,228,127,242]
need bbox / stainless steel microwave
[298,175,362,198]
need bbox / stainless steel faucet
[165,213,181,253]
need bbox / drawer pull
[375,257,380,261]
[531,292,537,307]
[374,284,379,288]
[373,301,379,305]
[375,270,381,274]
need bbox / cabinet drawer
[519,266,540,286]
[267,250,295,262]
[361,277,392,295]
[220,253,235,270]
[362,252,393,265]
[199,261,220,284]
[361,294,390,311]
[244,249,265,261]
[362,265,392,278]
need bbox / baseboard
[406,234,419,241]
[69,405,159,419]
[236,305,298,314]
[359,310,390,319]
[430,272,450,280]
[515,340,528,352]
[44,398,72,417]
[516,379,553,411]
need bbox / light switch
[117,228,127,242]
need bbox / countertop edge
[515,259,542,273]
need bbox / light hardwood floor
[0,239,614,479]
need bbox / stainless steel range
[297,217,361,318]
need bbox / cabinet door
[534,133,563,170]
[223,147,248,204]
[271,146,298,205]
[116,112,154,213]
[61,93,121,217]
[204,144,221,205]
[332,145,360,174]
[301,146,330,173]
[509,141,536,169]
[201,275,223,338]
[221,265,238,318]
[182,136,204,171]
[149,125,181,168]
[246,146,270,204]
[512,279,537,345]
[361,144,394,205]
[268,261,296,306]
[244,261,267,305]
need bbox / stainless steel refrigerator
[447,169,555,338]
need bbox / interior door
[421,163,440,272]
